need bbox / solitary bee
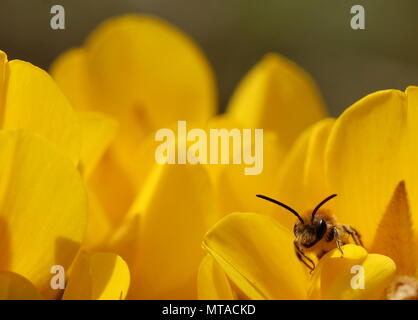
[256,194,363,272]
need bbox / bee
[256,194,363,272]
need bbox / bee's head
[256,194,337,248]
[293,217,327,248]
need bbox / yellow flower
[51,14,217,225]
[0,50,129,300]
[209,53,325,217]
[200,88,418,299]
[202,213,395,299]
[50,14,325,299]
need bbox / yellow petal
[226,53,325,148]
[371,181,417,276]
[82,189,114,251]
[217,131,285,218]
[276,118,334,230]
[63,252,130,300]
[0,271,42,300]
[130,117,254,203]
[84,14,216,128]
[0,50,6,117]
[197,255,237,300]
[303,119,334,200]
[0,130,87,297]
[309,245,396,300]
[0,50,6,81]
[203,212,308,300]
[405,86,418,241]
[2,59,81,164]
[50,48,96,111]
[77,111,118,179]
[112,164,218,299]
[202,115,249,185]
[105,214,140,263]
[326,90,407,247]
[51,49,144,200]
[89,151,136,224]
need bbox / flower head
[0,49,129,300]
[50,14,326,299]
[200,88,418,300]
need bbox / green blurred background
[0,0,417,115]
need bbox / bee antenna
[311,194,337,221]
[256,194,304,224]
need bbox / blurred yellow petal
[84,14,216,128]
[3,59,81,164]
[130,117,250,201]
[105,214,140,262]
[371,181,417,276]
[0,271,42,300]
[276,119,334,230]
[203,212,308,300]
[77,111,118,179]
[50,48,96,111]
[217,131,285,218]
[51,15,218,208]
[197,255,237,300]
[89,151,136,224]
[81,14,217,181]
[0,50,6,79]
[309,245,396,300]
[326,90,407,247]
[82,190,114,251]
[226,53,325,148]
[112,164,218,299]
[51,49,140,204]
[405,86,418,238]
[202,115,247,185]
[0,50,6,113]
[63,252,130,300]
[0,130,87,297]
[303,119,334,200]
[51,47,148,187]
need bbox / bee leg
[295,251,315,273]
[332,227,344,257]
[294,241,315,273]
[342,225,364,247]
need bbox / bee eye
[316,219,327,239]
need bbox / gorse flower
[50,14,325,299]
[0,50,129,299]
[200,88,418,300]
[51,15,217,223]
[2,12,410,300]
[51,14,220,299]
